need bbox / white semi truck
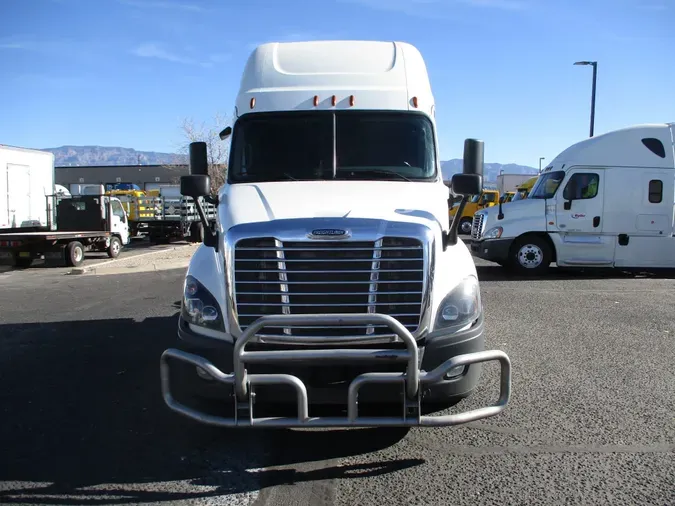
[471,123,675,274]
[160,40,512,428]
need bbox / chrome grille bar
[233,237,424,339]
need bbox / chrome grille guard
[160,313,512,428]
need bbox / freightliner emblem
[308,228,350,240]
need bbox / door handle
[593,216,600,228]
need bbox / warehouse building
[55,164,189,193]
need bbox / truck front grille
[471,214,485,240]
[233,237,424,339]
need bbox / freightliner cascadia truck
[160,40,512,428]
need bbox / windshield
[228,111,437,183]
[469,194,481,203]
[529,171,565,199]
[512,189,527,201]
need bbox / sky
[1,0,673,168]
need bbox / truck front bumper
[470,238,514,264]
[161,313,511,428]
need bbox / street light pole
[539,157,545,173]
[574,61,598,137]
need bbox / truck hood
[480,198,547,231]
[220,181,451,231]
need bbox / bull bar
[160,313,512,427]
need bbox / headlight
[182,275,223,330]
[483,226,503,239]
[435,276,481,331]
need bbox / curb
[69,244,192,275]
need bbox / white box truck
[471,123,675,274]
[160,40,512,429]
[0,145,55,230]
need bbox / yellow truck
[104,184,158,237]
[511,176,538,202]
[449,188,500,235]
[500,191,515,203]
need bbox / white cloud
[131,42,229,67]
[0,42,26,50]
[459,0,526,9]
[132,42,194,63]
[118,0,206,12]
[338,0,528,16]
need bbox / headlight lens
[182,275,223,330]
[435,276,481,331]
[483,226,503,239]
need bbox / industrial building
[54,164,189,193]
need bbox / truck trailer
[471,123,675,274]
[159,40,512,429]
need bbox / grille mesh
[233,237,424,338]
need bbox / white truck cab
[471,123,675,274]
[160,40,511,428]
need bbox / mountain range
[42,145,538,182]
[44,145,188,166]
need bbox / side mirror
[443,138,486,249]
[181,175,210,198]
[189,141,208,176]
[219,126,232,140]
[451,174,482,196]
[563,179,576,210]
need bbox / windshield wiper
[337,169,413,182]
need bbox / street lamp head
[574,61,597,66]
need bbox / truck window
[228,111,436,182]
[111,200,125,218]
[648,179,663,203]
[335,112,435,179]
[483,193,496,203]
[229,112,333,182]
[563,173,599,200]
[529,170,565,199]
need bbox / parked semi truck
[471,123,675,274]
[160,40,512,429]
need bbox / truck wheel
[107,236,122,258]
[509,235,551,275]
[459,218,473,235]
[66,241,85,267]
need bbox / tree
[176,113,231,193]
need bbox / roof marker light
[313,95,319,107]
[412,96,418,108]
[331,95,337,106]
[250,97,256,109]
[349,95,355,106]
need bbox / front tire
[509,235,551,275]
[107,236,122,258]
[459,217,473,235]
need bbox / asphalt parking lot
[0,237,188,275]
[0,255,673,505]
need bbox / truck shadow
[476,264,675,282]
[0,315,419,504]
